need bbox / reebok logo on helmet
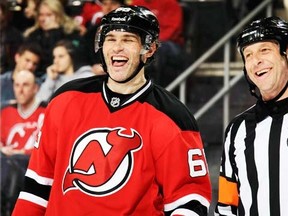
[111,17,126,22]
[242,30,258,38]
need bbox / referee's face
[243,41,288,101]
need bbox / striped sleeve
[215,121,240,216]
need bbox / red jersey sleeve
[152,116,211,214]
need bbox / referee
[215,16,288,216]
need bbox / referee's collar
[256,97,288,121]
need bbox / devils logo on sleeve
[62,127,143,196]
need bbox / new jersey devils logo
[62,127,142,196]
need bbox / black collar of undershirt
[103,77,152,111]
[256,97,288,121]
[105,85,133,108]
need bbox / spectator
[37,39,95,102]
[23,0,82,77]
[100,0,125,15]
[0,42,42,108]
[7,0,35,32]
[23,0,40,24]
[0,69,46,216]
[77,0,102,30]
[0,1,23,74]
[129,0,185,87]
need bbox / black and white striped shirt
[215,98,288,216]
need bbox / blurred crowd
[1,0,186,92]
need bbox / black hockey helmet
[237,16,288,58]
[95,5,160,53]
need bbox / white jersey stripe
[18,191,48,208]
[254,117,271,215]
[164,194,210,212]
[170,208,198,216]
[26,169,54,186]
[280,115,288,216]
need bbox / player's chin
[110,75,128,83]
[108,70,127,80]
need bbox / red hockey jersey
[12,76,211,215]
[0,102,46,155]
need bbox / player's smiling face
[103,31,143,82]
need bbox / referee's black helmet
[237,16,288,59]
[95,5,160,53]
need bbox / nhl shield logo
[110,97,120,107]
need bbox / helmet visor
[94,24,155,53]
[237,27,283,52]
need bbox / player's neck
[107,74,146,94]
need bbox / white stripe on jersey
[19,191,48,207]
[280,115,288,216]
[164,194,210,212]
[223,129,233,177]
[233,121,252,216]
[216,205,234,216]
[254,117,271,215]
[171,208,199,216]
[26,169,54,186]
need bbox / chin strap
[243,68,260,99]
[246,76,288,103]
[266,81,288,102]
[244,67,288,102]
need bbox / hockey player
[215,16,288,215]
[12,5,211,215]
